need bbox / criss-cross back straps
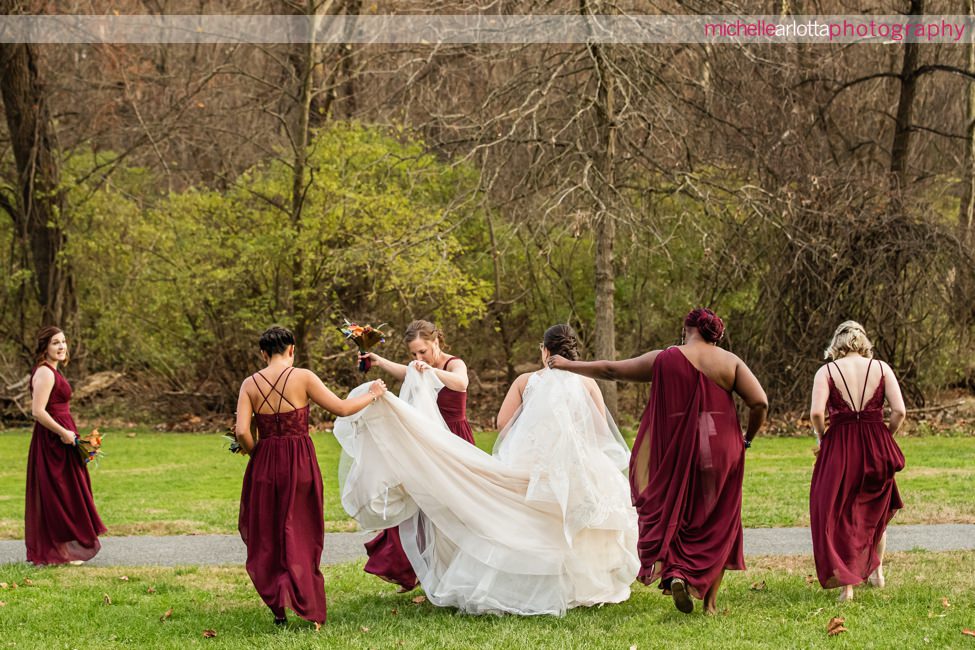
[828,358,874,412]
[252,367,299,414]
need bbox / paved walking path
[2,524,973,566]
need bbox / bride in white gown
[334,324,638,616]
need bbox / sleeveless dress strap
[857,358,874,411]
[253,368,293,413]
[28,362,57,396]
[829,361,860,412]
[251,373,274,413]
[275,367,299,412]
[441,356,460,371]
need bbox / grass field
[0,552,973,649]
[1,429,973,539]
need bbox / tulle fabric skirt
[336,368,638,616]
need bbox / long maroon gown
[25,363,106,565]
[239,368,326,623]
[810,359,904,589]
[363,356,474,590]
[629,347,746,599]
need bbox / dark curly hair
[259,325,295,357]
[543,324,580,360]
[684,308,725,343]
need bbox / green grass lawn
[0,552,973,648]
[0,428,973,538]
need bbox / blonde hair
[404,319,447,349]
[824,320,874,360]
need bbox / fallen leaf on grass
[942,597,951,608]
[390,608,398,615]
[805,575,817,584]
[202,629,216,638]
[827,616,847,636]
[629,645,638,650]
[160,608,173,621]
[750,580,767,591]
[360,626,370,633]
[929,611,948,619]
[119,576,129,582]
[22,578,33,586]
[0,601,6,607]
[963,629,975,638]
[146,586,156,594]
[103,594,112,605]
[126,432,137,438]
[411,595,427,604]
[0,583,6,589]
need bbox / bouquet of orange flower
[339,319,388,372]
[75,428,104,466]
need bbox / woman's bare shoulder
[31,364,55,386]
[33,364,55,378]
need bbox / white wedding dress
[333,366,639,616]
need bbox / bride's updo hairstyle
[543,324,580,360]
[684,308,725,343]
[824,320,874,360]
[404,319,447,349]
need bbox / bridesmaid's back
[244,367,313,414]
[823,355,887,412]
[674,344,743,393]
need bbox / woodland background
[1,0,974,429]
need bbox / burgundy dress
[436,357,476,444]
[810,359,904,589]
[25,363,106,565]
[629,347,746,599]
[238,368,326,623]
[363,356,474,590]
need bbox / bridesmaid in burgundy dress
[236,326,386,627]
[358,319,474,591]
[550,309,768,614]
[809,321,906,602]
[25,326,106,565]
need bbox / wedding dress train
[334,367,638,616]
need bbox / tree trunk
[0,23,77,332]
[587,10,619,416]
[288,2,321,365]
[960,0,975,247]
[486,211,516,384]
[889,0,923,194]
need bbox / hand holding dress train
[335,366,639,616]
